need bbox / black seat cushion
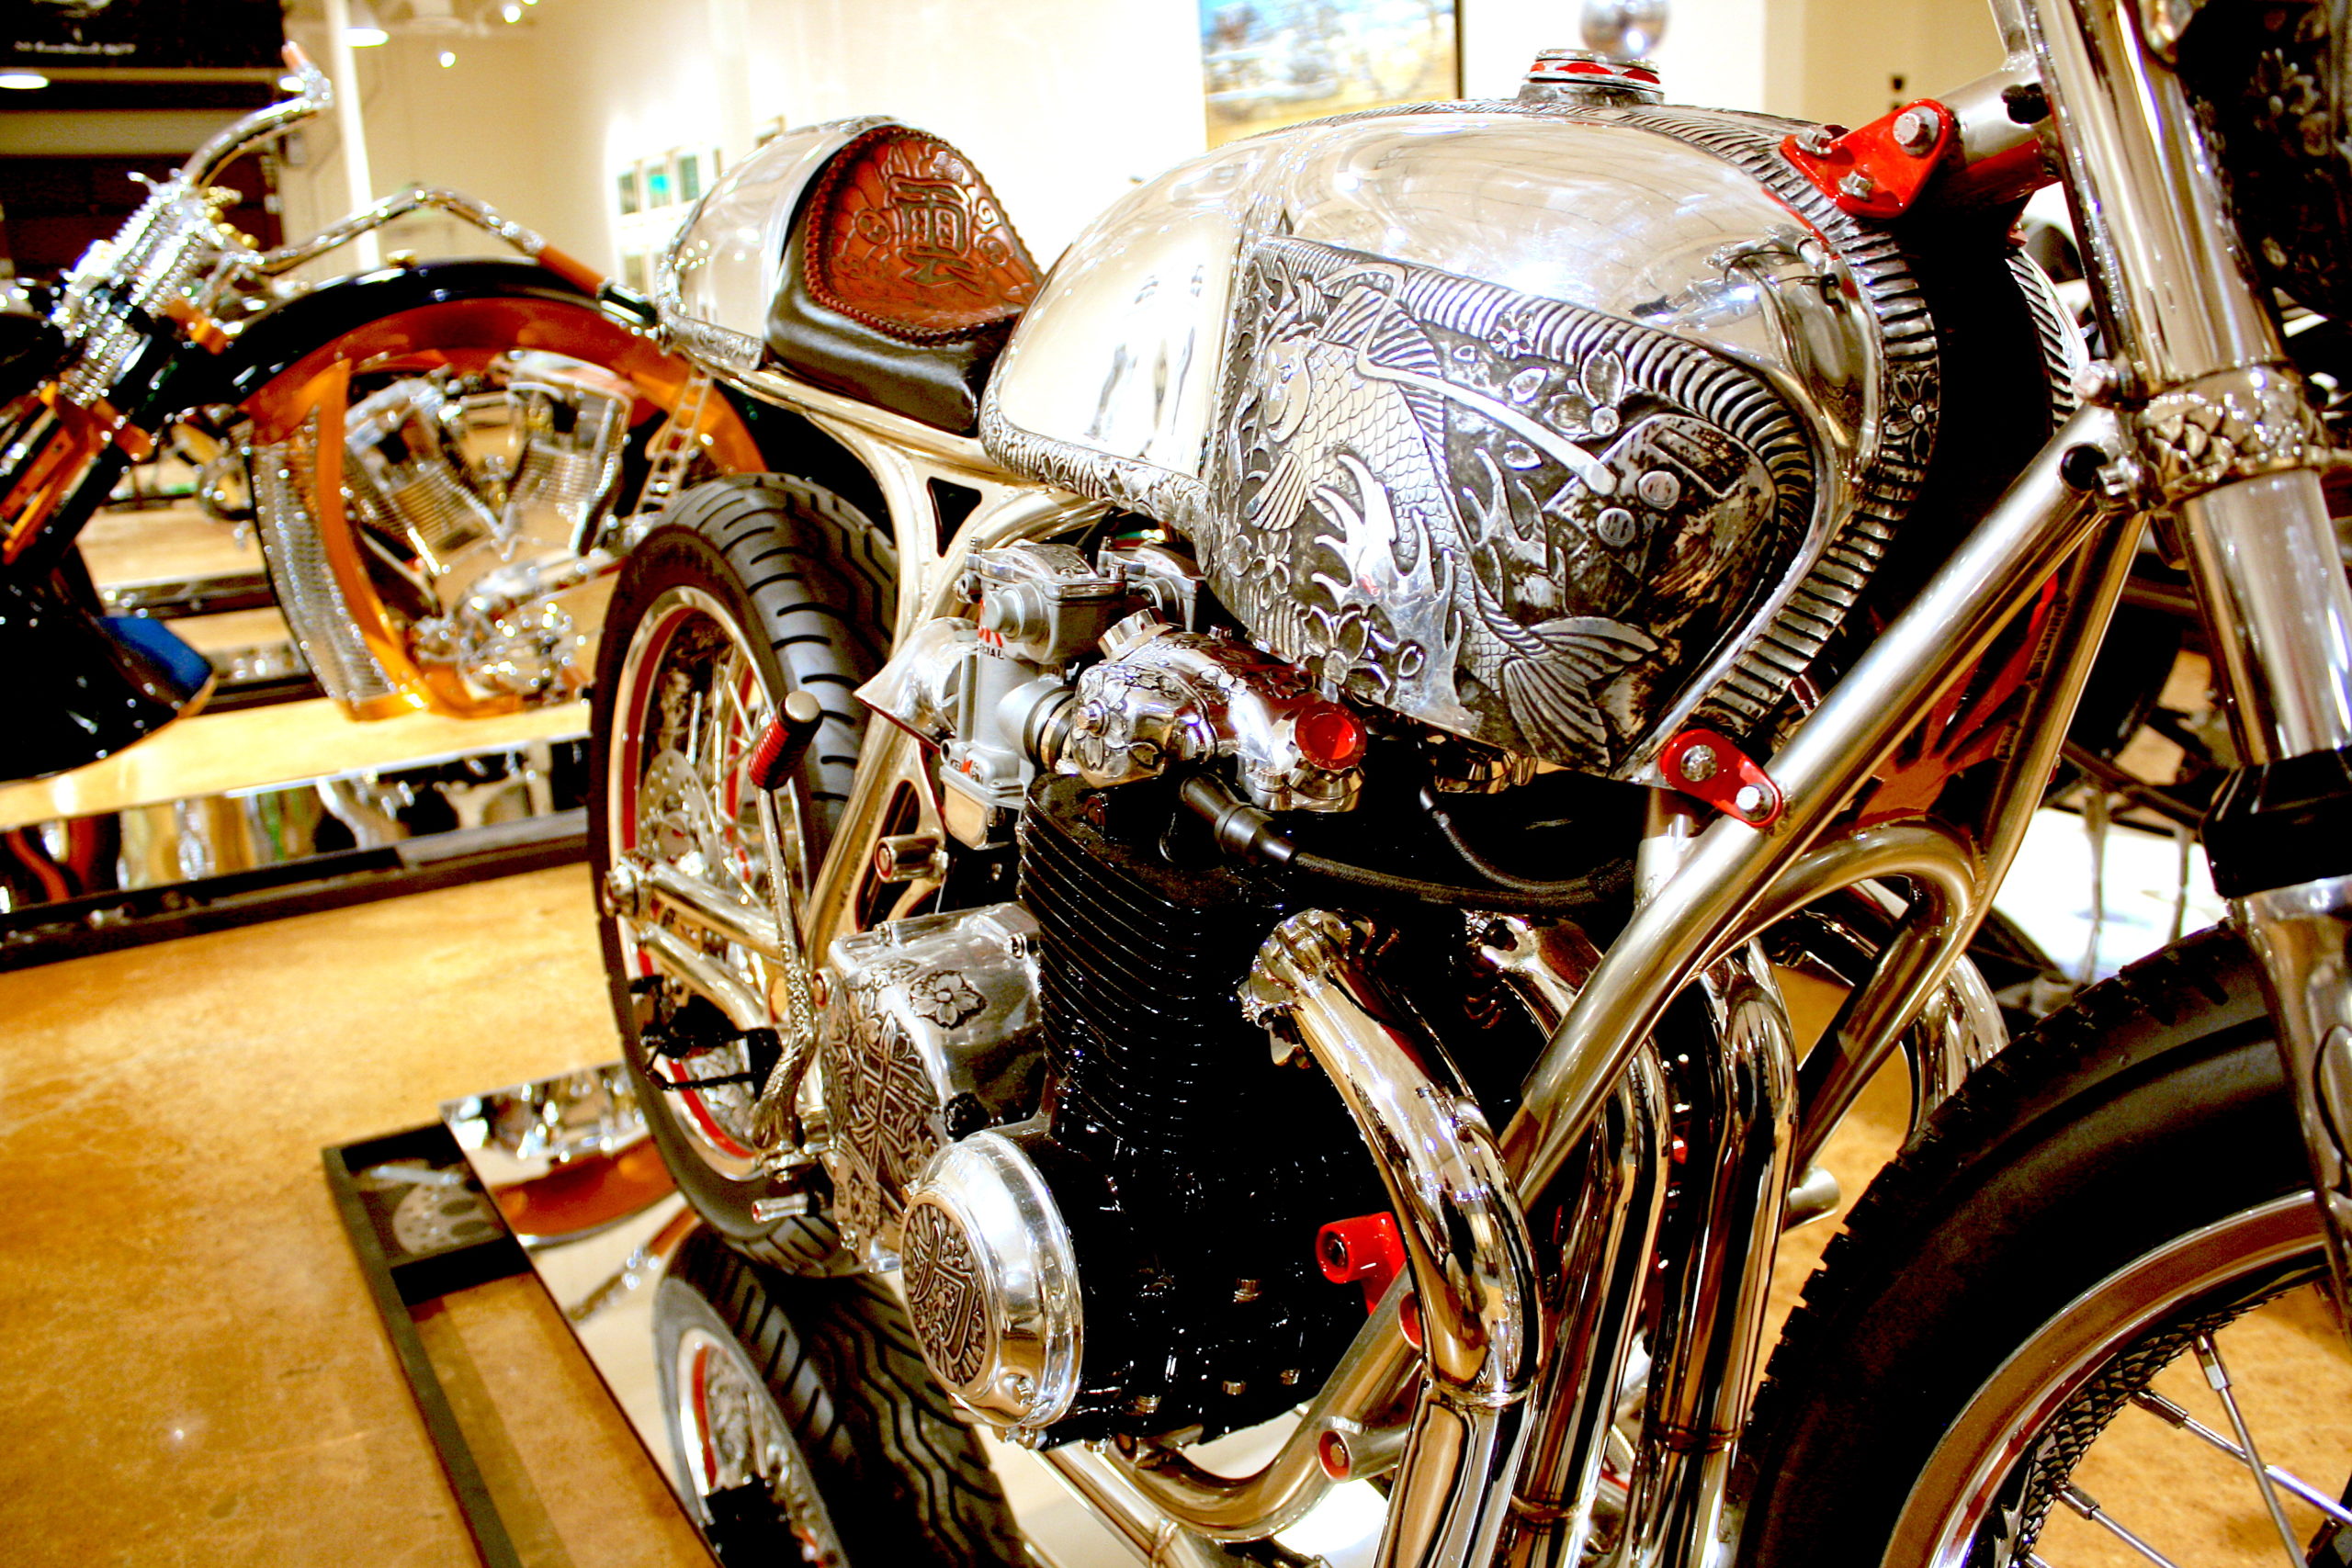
[766,124,1043,434]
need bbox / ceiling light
[345,0,389,46]
[437,51,457,67]
[501,1,522,19]
[0,72,50,90]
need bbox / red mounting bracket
[1660,727,1785,828]
[1317,1213,1406,1315]
[1781,99,1958,220]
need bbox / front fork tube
[2035,0,2352,1322]
[2187,478,2352,1324]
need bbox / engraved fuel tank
[980,102,1970,780]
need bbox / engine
[817,539,1392,1445]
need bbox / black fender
[145,255,654,417]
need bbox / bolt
[1127,1393,1162,1416]
[1004,1372,1035,1404]
[600,860,640,917]
[1795,125,1842,157]
[1679,744,1720,784]
[1318,1429,1353,1480]
[1278,1368,1302,1386]
[750,1193,813,1223]
[1838,171,1877,200]
[1233,1279,1262,1303]
[2071,360,2120,404]
[1733,784,1769,818]
[1222,1379,1249,1397]
[1892,105,1942,154]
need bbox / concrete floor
[0,865,710,1567]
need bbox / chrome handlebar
[184,44,332,191]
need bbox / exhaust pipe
[1243,910,1541,1568]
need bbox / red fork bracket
[1660,727,1785,828]
[1781,100,1958,220]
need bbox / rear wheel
[1740,926,2352,1568]
[591,475,893,1271]
[655,1229,1024,1566]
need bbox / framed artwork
[1199,0,1460,147]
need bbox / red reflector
[1295,703,1367,772]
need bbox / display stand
[326,1065,714,1568]
[324,1122,537,1568]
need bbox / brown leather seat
[765,123,1043,434]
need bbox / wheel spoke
[2192,1331,2308,1566]
[2059,1484,2187,1568]
[2131,1387,2352,1528]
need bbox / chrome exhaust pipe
[1243,910,1542,1568]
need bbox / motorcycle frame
[652,3,2352,1564]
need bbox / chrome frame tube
[1499,404,2127,1211]
[1113,1289,1417,1541]
[1242,910,1540,1568]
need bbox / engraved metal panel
[981,102,1941,777]
[1196,235,1812,772]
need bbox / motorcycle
[589,1,2352,1563]
[0,47,770,785]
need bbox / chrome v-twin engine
[815,540,1389,1446]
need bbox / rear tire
[656,1229,1023,1566]
[1739,926,2346,1568]
[592,476,893,1272]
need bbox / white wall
[524,0,1204,274]
[266,0,2006,290]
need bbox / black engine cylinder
[1012,775,1380,1440]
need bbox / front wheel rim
[673,1324,843,1564]
[1891,1193,2345,1568]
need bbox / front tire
[655,1229,1023,1566]
[1740,925,2351,1568]
[591,476,893,1272]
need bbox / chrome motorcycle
[0,48,767,784]
[592,2,2352,1563]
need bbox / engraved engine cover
[817,902,1047,1266]
[981,102,1973,779]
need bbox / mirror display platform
[428,1065,1174,1567]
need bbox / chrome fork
[2032,0,2352,1322]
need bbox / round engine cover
[981,101,1957,780]
[900,1131,1083,1438]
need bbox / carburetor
[857,536,1368,846]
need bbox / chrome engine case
[816,901,1048,1267]
[981,101,1944,781]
